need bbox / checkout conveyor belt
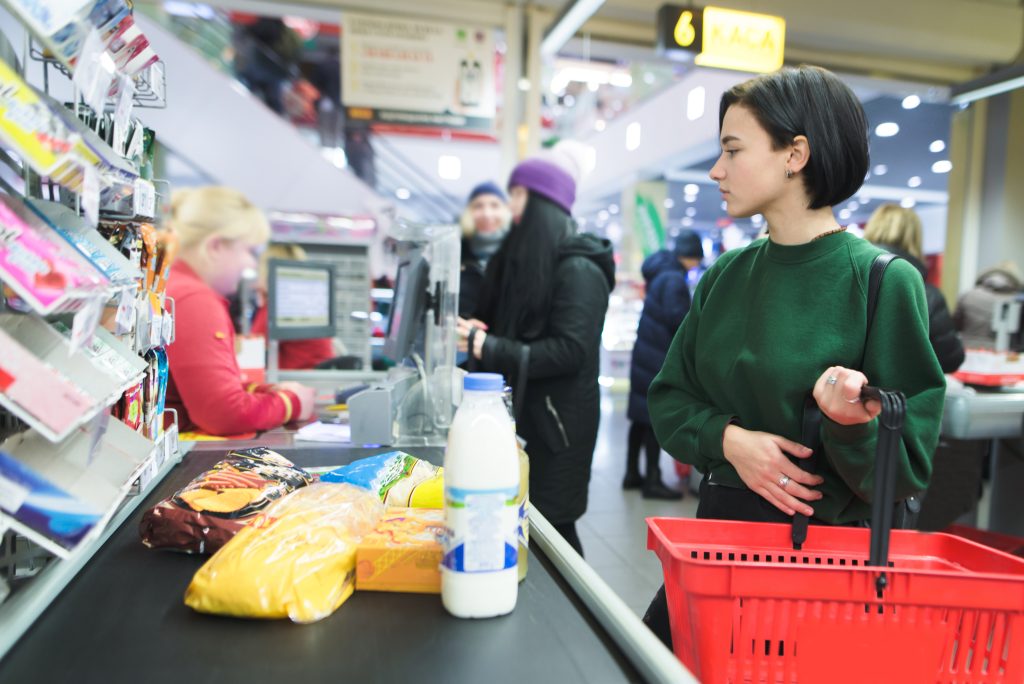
[0,446,693,684]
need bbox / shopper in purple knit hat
[456,142,615,557]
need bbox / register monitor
[267,258,336,341]
[383,252,429,363]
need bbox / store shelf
[0,433,188,660]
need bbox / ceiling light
[751,214,763,225]
[682,217,694,227]
[929,139,946,153]
[683,183,700,195]
[609,203,620,215]
[900,197,916,208]
[437,155,461,180]
[907,176,922,188]
[609,73,632,88]
[594,119,606,131]
[587,80,600,92]
[664,198,675,209]
[626,122,641,151]
[950,62,1024,106]
[839,208,852,220]
[687,86,705,121]
[685,207,697,217]
[563,94,576,107]
[932,160,953,173]
[847,201,860,211]
[643,72,655,85]
[598,210,609,221]
[685,194,697,203]
[720,201,727,211]
[901,95,921,109]
[517,78,531,91]
[875,122,900,137]
[873,164,888,176]
[395,188,411,200]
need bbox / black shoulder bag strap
[514,344,530,421]
[792,253,899,549]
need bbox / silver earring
[785,169,793,179]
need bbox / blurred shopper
[235,17,301,114]
[456,142,614,557]
[251,243,337,370]
[864,204,964,372]
[166,187,315,435]
[953,261,1024,350]
[642,67,945,647]
[459,181,511,317]
[625,231,704,499]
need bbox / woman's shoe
[642,481,683,500]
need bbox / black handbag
[792,253,921,550]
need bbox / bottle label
[443,485,518,573]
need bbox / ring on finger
[826,375,838,386]
[778,475,790,488]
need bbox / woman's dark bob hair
[719,65,869,210]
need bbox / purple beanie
[508,158,576,214]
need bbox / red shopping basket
[647,387,1024,683]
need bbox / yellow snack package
[356,508,446,594]
[184,483,384,623]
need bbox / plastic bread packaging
[318,451,443,508]
[139,447,313,553]
[185,483,384,623]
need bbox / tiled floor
[576,385,699,617]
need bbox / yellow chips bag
[185,483,384,623]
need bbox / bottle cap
[464,372,504,392]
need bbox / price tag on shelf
[115,289,136,335]
[166,421,179,459]
[70,296,103,355]
[138,453,158,491]
[82,166,99,228]
[149,309,162,348]
[72,29,116,114]
[133,178,156,219]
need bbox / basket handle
[865,385,906,596]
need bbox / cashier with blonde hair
[165,186,315,435]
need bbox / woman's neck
[763,201,841,245]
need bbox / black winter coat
[458,238,486,317]
[479,234,615,524]
[628,251,693,423]
[877,244,964,373]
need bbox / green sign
[634,193,665,258]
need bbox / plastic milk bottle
[442,373,520,617]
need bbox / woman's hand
[456,317,488,358]
[722,424,824,517]
[813,366,882,426]
[274,381,316,422]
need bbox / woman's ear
[788,135,811,174]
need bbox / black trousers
[627,421,661,473]
[642,477,835,649]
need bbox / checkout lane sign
[657,5,786,74]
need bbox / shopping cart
[648,388,1024,683]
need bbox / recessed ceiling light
[625,122,641,151]
[839,208,852,220]
[395,188,411,200]
[685,207,697,217]
[437,155,461,180]
[563,94,576,107]
[609,204,620,215]
[594,119,606,131]
[875,122,900,137]
[720,201,728,211]
[687,86,706,121]
[682,184,699,195]
[873,164,888,176]
[664,198,675,209]
[929,139,946,153]
[751,214,764,225]
[598,210,609,221]
[932,160,953,173]
[643,72,655,85]
[517,78,531,91]
[907,176,922,188]
[900,197,916,208]
[685,194,697,203]
[847,201,860,211]
[682,217,694,227]
[901,95,921,109]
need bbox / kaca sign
[657,5,785,74]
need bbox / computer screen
[267,258,336,341]
[384,253,429,362]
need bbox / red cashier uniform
[165,261,299,435]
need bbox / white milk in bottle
[442,373,520,618]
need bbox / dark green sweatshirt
[649,232,946,523]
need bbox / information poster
[342,11,496,131]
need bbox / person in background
[250,243,337,370]
[953,261,1024,350]
[165,187,315,435]
[863,204,965,373]
[625,230,704,499]
[456,142,615,556]
[459,181,510,317]
[642,66,945,647]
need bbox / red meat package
[139,447,313,554]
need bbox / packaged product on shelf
[319,451,443,508]
[115,381,143,432]
[185,483,383,623]
[356,507,445,594]
[139,447,313,553]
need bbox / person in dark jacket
[864,204,965,373]
[456,144,614,557]
[459,181,510,317]
[625,231,704,499]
